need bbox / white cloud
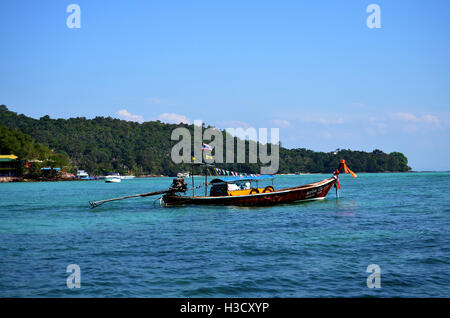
[157,113,190,124]
[117,109,145,123]
[422,114,441,127]
[295,114,345,125]
[392,112,441,128]
[272,119,291,127]
[392,112,419,122]
[317,118,345,125]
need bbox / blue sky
[1,0,449,170]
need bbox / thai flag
[202,142,212,151]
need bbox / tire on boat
[263,186,274,193]
[250,188,260,194]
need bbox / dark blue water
[0,173,449,297]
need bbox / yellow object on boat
[228,187,271,196]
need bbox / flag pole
[204,164,207,196]
[191,164,195,197]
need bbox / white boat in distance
[105,176,121,183]
[76,170,91,180]
[104,173,136,182]
[105,172,121,183]
[120,175,135,180]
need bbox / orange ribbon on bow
[340,159,357,178]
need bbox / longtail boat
[162,160,356,206]
[162,176,335,206]
[89,160,356,209]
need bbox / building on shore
[0,154,19,177]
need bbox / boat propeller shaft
[89,178,187,209]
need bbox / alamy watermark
[171,120,280,174]
[66,4,81,29]
[66,264,81,289]
[64,5,381,30]
[366,264,381,288]
[366,4,381,29]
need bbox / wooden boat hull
[162,177,336,206]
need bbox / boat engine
[169,178,188,193]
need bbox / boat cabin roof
[210,175,274,184]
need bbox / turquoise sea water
[0,173,449,297]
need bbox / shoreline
[2,171,446,183]
[0,175,169,183]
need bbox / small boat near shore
[76,170,92,180]
[103,173,135,182]
[120,175,135,180]
[104,173,121,183]
[105,176,121,183]
[89,160,356,208]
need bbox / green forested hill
[0,105,411,175]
